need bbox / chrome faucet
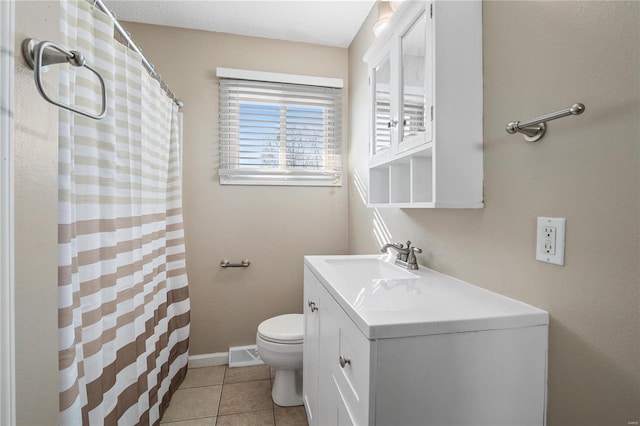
[381,242,410,260]
[381,240,422,270]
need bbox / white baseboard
[188,352,229,368]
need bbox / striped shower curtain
[57,1,190,424]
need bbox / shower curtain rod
[92,0,184,109]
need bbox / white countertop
[304,254,549,339]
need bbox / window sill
[219,176,342,187]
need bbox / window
[218,72,342,186]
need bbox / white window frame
[217,68,343,187]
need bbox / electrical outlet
[536,217,566,266]
[543,226,556,255]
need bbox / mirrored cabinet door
[399,10,431,152]
[372,55,392,159]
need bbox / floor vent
[228,345,264,368]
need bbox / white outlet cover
[536,217,566,266]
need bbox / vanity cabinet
[364,1,483,208]
[303,256,548,426]
[303,267,373,426]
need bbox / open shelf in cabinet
[368,144,434,207]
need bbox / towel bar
[506,103,585,142]
[220,259,251,268]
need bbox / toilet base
[272,368,303,407]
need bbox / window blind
[219,78,342,186]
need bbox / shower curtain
[57,1,190,424]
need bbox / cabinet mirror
[400,11,429,148]
[373,55,391,157]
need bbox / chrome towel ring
[22,38,107,120]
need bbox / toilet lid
[258,314,304,344]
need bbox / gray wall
[123,22,350,355]
[348,1,639,424]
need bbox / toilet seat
[257,314,303,345]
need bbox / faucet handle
[407,246,423,269]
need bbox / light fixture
[373,1,394,37]
[390,1,404,11]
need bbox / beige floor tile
[224,365,271,384]
[159,416,217,426]
[274,405,308,426]
[180,366,226,389]
[218,379,273,415]
[161,385,222,423]
[216,409,275,426]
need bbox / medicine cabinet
[364,1,484,208]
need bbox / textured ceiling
[107,0,376,48]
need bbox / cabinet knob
[387,119,398,129]
[308,300,318,312]
[339,355,351,368]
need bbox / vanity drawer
[333,307,373,425]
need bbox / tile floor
[160,365,309,426]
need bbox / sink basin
[324,257,419,282]
[305,254,549,339]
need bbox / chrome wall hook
[506,103,585,142]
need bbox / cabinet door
[370,51,393,162]
[316,281,342,426]
[335,395,356,426]
[398,6,432,153]
[334,378,356,426]
[331,301,373,426]
[302,268,320,425]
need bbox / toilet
[256,313,304,407]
